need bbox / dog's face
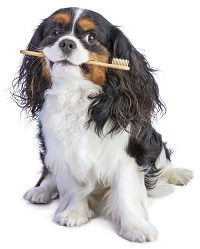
[32,8,117,86]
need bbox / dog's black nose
[59,39,77,54]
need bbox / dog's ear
[12,20,51,118]
[89,27,166,135]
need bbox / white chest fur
[39,66,130,185]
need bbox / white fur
[71,8,84,35]
[24,174,58,203]
[148,148,193,198]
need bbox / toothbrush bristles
[112,58,129,67]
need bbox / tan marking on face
[78,18,96,31]
[41,57,51,85]
[52,13,72,23]
[84,53,109,86]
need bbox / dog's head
[12,7,165,133]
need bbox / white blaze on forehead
[71,8,84,35]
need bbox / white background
[0,0,199,248]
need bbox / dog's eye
[49,28,61,37]
[85,34,96,45]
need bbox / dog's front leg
[106,159,157,242]
[54,170,94,227]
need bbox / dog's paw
[24,186,58,204]
[55,207,94,227]
[167,168,193,186]
[119,221,157,242]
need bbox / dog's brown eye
[49,28,60,37]
[85,34,96,45]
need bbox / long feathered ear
[11,20,51,118]
[88,26,166,135]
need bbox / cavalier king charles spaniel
[12,7,193,242]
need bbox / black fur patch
[126,125,171,189]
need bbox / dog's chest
[39,82,130,183]
[40,87,91,140]
[39,84,101,177]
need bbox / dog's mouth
[49,60,90,74]
[79,63,90,74]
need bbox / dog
[12,7,193,242]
